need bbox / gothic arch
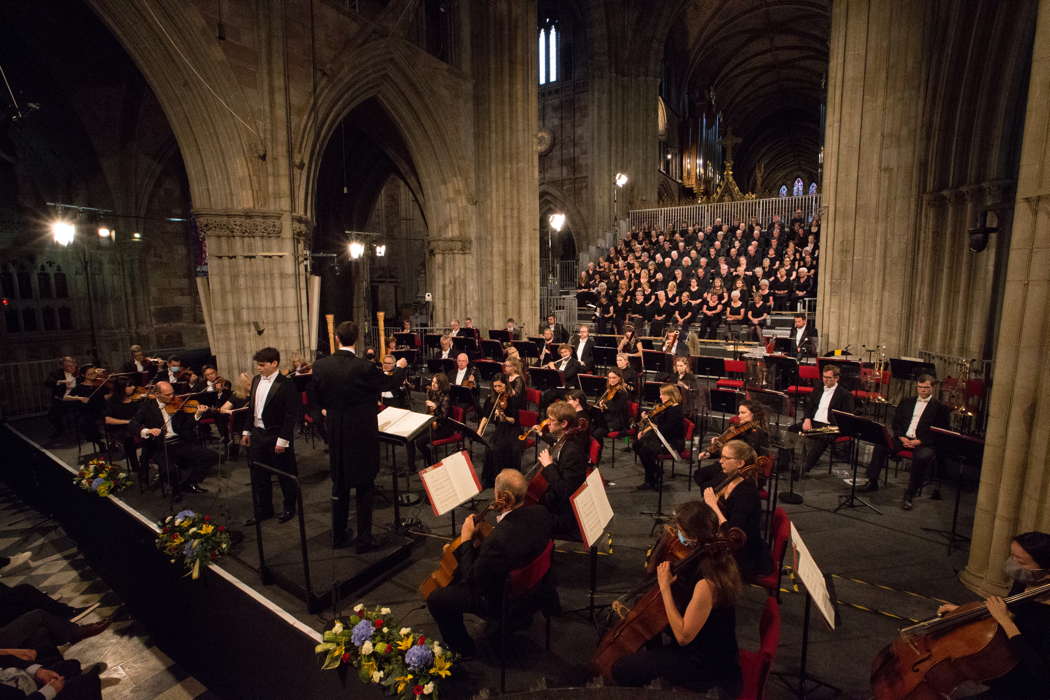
[540,183,589,251]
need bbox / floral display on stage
[74,458,133,497]
[155,510,231,579]
[316,603,454,698]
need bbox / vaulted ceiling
[675,0,829,194]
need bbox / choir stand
[924,427,983,555]
[830,410,884,515]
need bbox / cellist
[610,500,742,695]
[932,531,1050,697]
[426,469,553,657]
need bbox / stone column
[195,209,311,375]
[961,0,1050,594]
[468,0,540,333]
[817,0,926,356]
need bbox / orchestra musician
[379,354,411,409]
[217,372,253,460]
[540,345,580,413]
[563,389,591,427]
[120,345,156,386]
[790,314,817,357]
[162,356,188,389]
[571,324,595,373]
[448,319,463,337]
[437,335,454,360]
[242,347,301,525]
[931,531,1050,697]
[664,356,699,416]
[480,377,522,487]
[662,328,688,357]
[417,373,453,467]
[129,380,217,499]
[617,324,643,361]
[543,313,570,344]
[536,400,590,540]
[450,353,479,389]
[614,353,639,401]
[462,317,481,340]
[311,321,409,551]
[610,500,742,695]
[697,401,770,462]
[536,328,557,366]
[633,384,684,491]
[504,318,521,340]
[861,374,951,510]
[44,356,79,440]
[66,367,108,452]
[695,440,773,579]
[103,377,143,478]
[425,469,553,657]
[796,364,854,477]
[502,358,526,398]
[590,369,630,441]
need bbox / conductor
[312,321,408,552]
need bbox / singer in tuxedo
[312,321,408,552]
[242,347,301,524]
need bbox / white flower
[423,682,434,695]
[360,640,373,656]
[399,627,412,637]
[432,642,443,657]
[382,627,389,633]
[331,621,344,634]
[353,603,364,613]
[371,670,384,683]
[380,607,391,615]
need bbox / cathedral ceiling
[676,0,829,193]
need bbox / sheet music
[377,406,432,439]
[419,451,481,517]
[570,468,614,548]
[790,523,836,630]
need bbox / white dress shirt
[455,367,468,385]
[62,372,76,398]
[558,356,571,371]
[906,396,931,439]
[576,339,587,363]
[814,384,836,424]
[245,373,288,447]
[134,360,144,372]
[795,324,807,348]
[141,398,177,439]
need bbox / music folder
[570,468,614,549]
[419,450,482,517]
[529,367,563,391]
[427,358,457,375]
[377,406,433,442]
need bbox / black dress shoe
[356,536,382,554]
[187,483,209,494]
[277,510,296,523]
[860,480,879,493]
[244,515,273,527]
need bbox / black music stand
[529,368,563,391]
[473,359,503,381]
[578,374,606,399]
[426,358,456,376]
[709,389,744,431]
[889,357,937,382]
[830,410,887,515]
[392,349,418,366]
[693,355,725,380]
[488,329,511,343]
[772,573,842,699]
[749,388,791,429]
[592,346,618,371]
[819,358,862,393]
[480,339,503,360]
[642,349,670,376]
[451,335,477,356]
[642,381,664,405]
[526,335,546,347]
[394,332,418,349]
[926,427,982,555]
[450,385,478,415]
[424,333,443,353]
[764,354,800,393]
[511,340,539,362]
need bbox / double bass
[870,580,1050,698]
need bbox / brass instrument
[949,358,976,433]
[863,344,888,404]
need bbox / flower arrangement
[316,603,454,698]
[74,458,133,497]
[155,510,231,579]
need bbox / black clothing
[569,336,595,373]
[986,582,1050,697]
[481,392,523,487]
[246,373,300,518]
[120,359,157,386]
[591,389,629,440]
[129,400,218,490]
[790,323,818,357]
[546,323,570,344]
[633,403,684,486]
[426,504,553,654]
[747,301,770,342]
[693,464,773,578]
[67,384,105,443]
[312,349,403,542]
[417,390,453,467]
[800,385,855,472]
[539,430,591,539]
[699,302,723,339]
[0,655,100,700]
[866,397,950,492]
[650,302,671,337]
[0,584,77,628]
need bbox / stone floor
[0,484,216,699]
[10,404,986,699]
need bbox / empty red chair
[786,363,819,396]
[752,508,791,600]
[604,401,640,464]
[737,596,782,700]
[717,359,747,389]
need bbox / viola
[705,420,756,453]
[710,455,770,506]
[519,417,551,441]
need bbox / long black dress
[693,463,773,579]
[481,391,523,487]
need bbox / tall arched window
[793,178,805,197]
[538,20,558,85]
[808,182,818,195]
[778,185,789,198]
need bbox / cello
[870,580,1050,698]
[592,527,746,681]
[418,494,509,600]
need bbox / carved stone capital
[192,209,285,238]
[922,191,949,207]
[428,237,472,256]
[979,179,1015,210]
[291,215,315,243]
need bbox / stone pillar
[817,0,926,356]
[468,0,540,333]
[961,0,1050,594]
[195,210,311,375]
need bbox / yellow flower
[199,523,215,535]
[395,674,414,694]
[396,636,415,651]
[429,654,452,678]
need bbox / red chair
[524,387,542,410]
[786,364,819,396]
[717,359,747,390]
[604,401,640,464]
[753,508,791,601]
[853,367,892,401]
[587,437,602,467]
[737,596,782,700]
[500,540,556,693]
[659,417,695,478]
[887,447,914,486]
[430,405,465,460]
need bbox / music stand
[511,340,539,362]
[709,388,744,430]
[480,339,503,360]
[488,329,511,343]
[529,368,563,391]
[748,388,791,429]
[424,333,443,353]
[764,354,799,393]
[592,346,618,371]
[394,332,418,349]
[578,374,606,399]
[926,427,983,554]
[819,358,862,393]
[693,356,724,380]
[642,349,670,376]
[392,349,418,366]
[426,358,456,376]
[641,381,664,405]
[451,335,477,356]
[525,336,546,349]
[830,410,887,515]
[449,385,478,414]
[473,359,503,381]
[889,357,937,382]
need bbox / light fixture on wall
[968,210,999,253]
[348,241,365,259]
[375,244,386,257]
[548,212,566,232]
[614,172,629,188]
[50,220,76,246]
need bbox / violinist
[426,469,553,657]
[616,325,643,361]
[633,385,684,491]
[696,401,770,462]
[217,372,252,460]
[564,389,591,427]
[417,373,452,467]
[129,381,217,498]
[66,368,108,452]
[610,500,742,695]
[591,369,629,441]
[502,358,526,399]
[615,353,640,402]
[480,377,521,487]
[121,345,156,386]
[695,440,773,578]
[44,356,79,440]
[103,377,143,479]
[664,356,699,416]
[162,356,188,390]
[924,531,1050,698]
[379,354,411,409]
[536,401,590,539]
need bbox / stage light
[375,244,386,257]
[615,172,629,188]
[97,226,111,239]
[131,232,142,242]
[548,213,566,232]
[348,241,365,259]
[50,221,75,246]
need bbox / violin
[636,400,678,439]
[871,581,1050,699]
[477,390,507,438]
[522,420,588,505]
[519,417,551,441]
[703,420,756,455]
[418,494,510,600]
[708,455,770,506]
[596,383,623,411]
[164,392,204,414]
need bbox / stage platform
[2,411,980,698]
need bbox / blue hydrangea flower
[91,478,105,491]
[405,644,434,671]
[176,509,197,521]
[351,619,374,647]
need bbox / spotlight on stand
[50,221,76,247]
[97,226,111,239]
[968,210,999,254]
[548,212,566,232]
[614,172,629,188]
[375,244,386,257]
[348,241,365,260]
[130,232,143,242]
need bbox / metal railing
[628,194,822,232]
